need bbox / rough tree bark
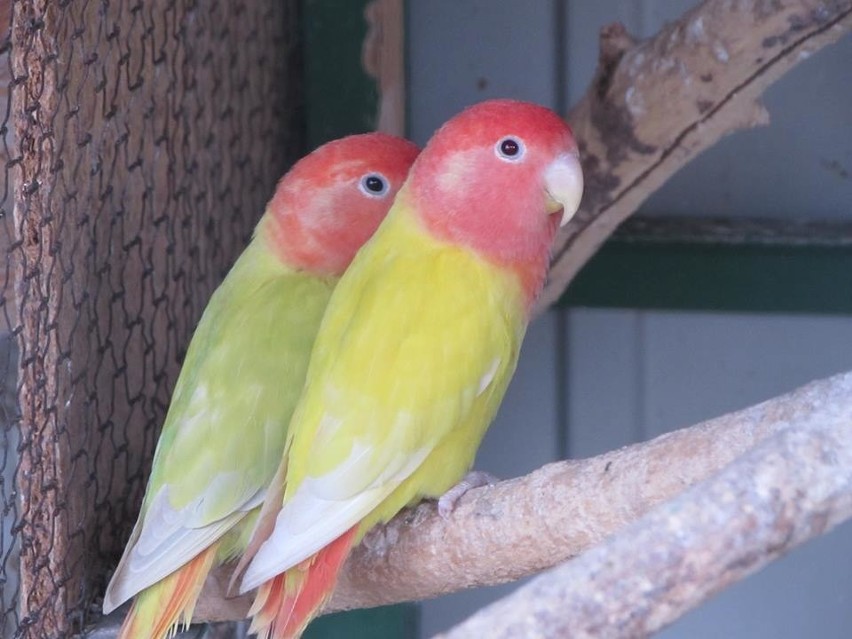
[193,0,852,629]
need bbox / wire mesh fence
[1,0,302,636]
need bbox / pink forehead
[286,133,419,188]
[427,100,573,155]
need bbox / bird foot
[437,470,499,519]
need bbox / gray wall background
[407,1,852,637]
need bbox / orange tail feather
[118,544,218,639]
[248,528,357,639]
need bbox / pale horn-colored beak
[544,151,584,226]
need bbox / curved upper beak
[544,151,584,227]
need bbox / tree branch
[436,376,852,639]
[194,371,852,621]
[535,0,852,314]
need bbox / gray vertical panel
[642,312,852,436]
[565,308,645,458]
[419,314,561,638]
[408,0,558,145]
[639,0,705,34]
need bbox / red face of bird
[264,133,420,275]
[406,99,583,270]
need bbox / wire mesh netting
[1,0,302,636]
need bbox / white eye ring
[359,173,389,197]
[495,136,525,161]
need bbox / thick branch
[194,371,852,621]
[535,0,852,314]
[437,379,852,639]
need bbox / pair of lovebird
[103,99,585,639]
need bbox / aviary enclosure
[1,1,851,638]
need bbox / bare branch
[536,0,852,314]
[194,372,852,622]
[436,377,852,639]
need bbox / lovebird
[239,99,584,639]
[102,132,420,639]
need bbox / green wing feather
[149,238,332,517]
[104,232,334,611]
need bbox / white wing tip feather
[239,487,371,593]
[240,445,432,594]
[102,486,251,611]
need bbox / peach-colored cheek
[339,204,384,253]
[269,212,319,270]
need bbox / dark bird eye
[496,137,525,161]
[360,173,388,196]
